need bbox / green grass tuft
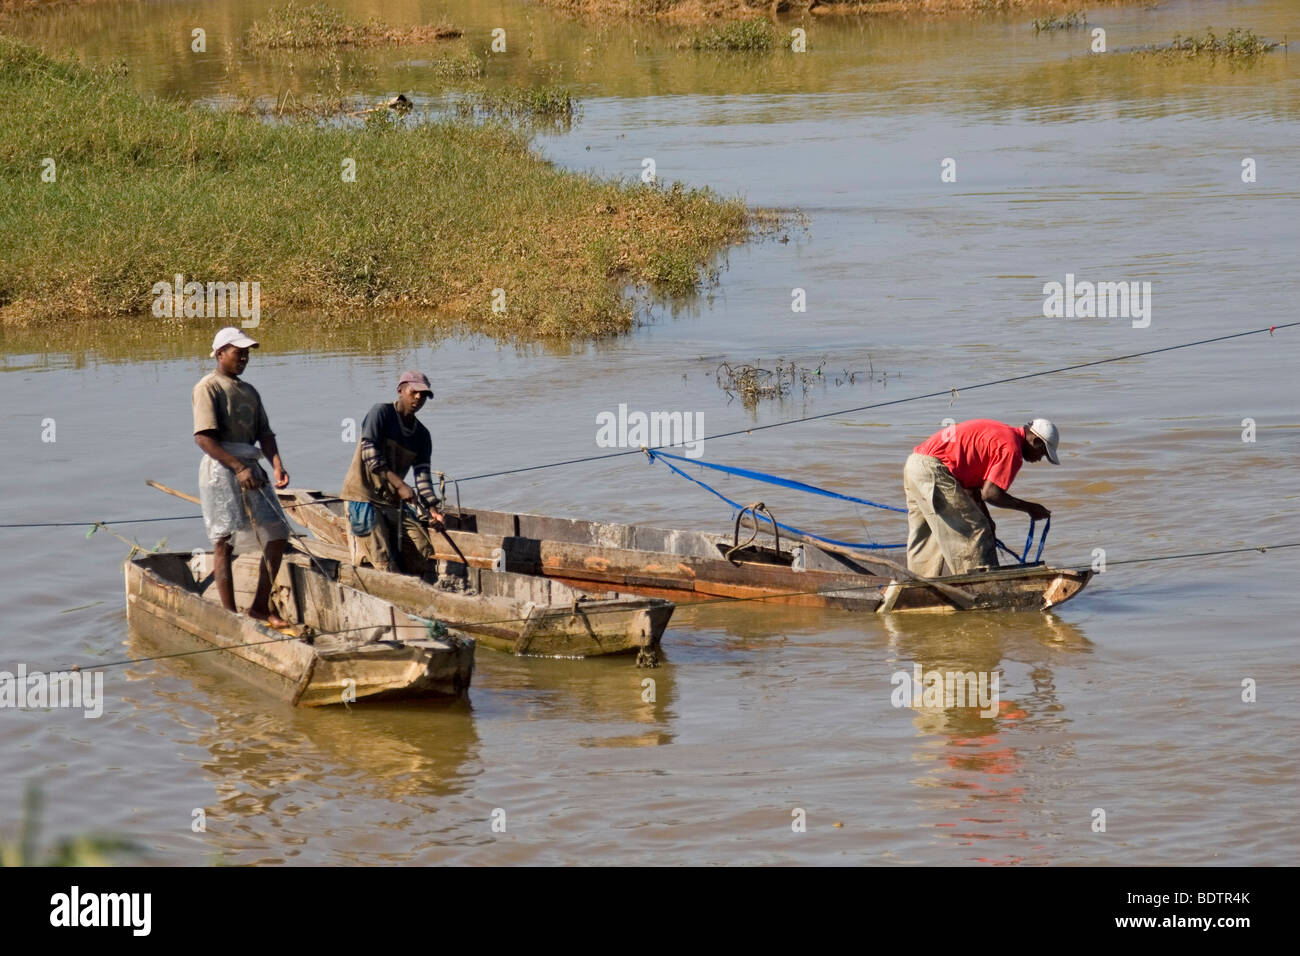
[457,85,580,122]
[245,1,461,49]
[688,18,774,53]
[1154,27,1280,58]
[1032,10,1087,32]
[0,37,750,339]
[1,783,141,868]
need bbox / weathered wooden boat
[278,489,1091,613]
[124,550,475,706]
[281,547,673,660]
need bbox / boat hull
[124,552,475,706]
[289,551,673,658]
[278,490,1091,613]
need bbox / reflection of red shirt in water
[915,419,1025,492]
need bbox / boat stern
[514,597,674,659]
[298,634,476,706]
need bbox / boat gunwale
[278,489,1091,612]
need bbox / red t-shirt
[914,419,1024,492]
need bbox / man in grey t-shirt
[192,327,292,627]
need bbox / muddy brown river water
[1,0,1297,864]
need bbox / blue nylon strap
[995,517,1050,565]
[646,450,905,551]
[645,450,1049,562]
[647,450,907,513]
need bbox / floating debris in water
[1032,11,1087,33]
[714,357,896,409]
[59,601,106,614]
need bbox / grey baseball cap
[397,370,433,396]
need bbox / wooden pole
[789,535,977,610]
[146,479,199,505]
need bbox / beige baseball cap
[1027,418,1061,465]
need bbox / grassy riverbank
[535,0,1144,25]
[245,2,460,49]
[0,38,750,337]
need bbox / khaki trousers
[349,505,435,574]
[903,453,997,577]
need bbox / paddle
[148,479,325,512]
[146,479,199,506]
[404,498,470,568]
[146,478,339,596]
[785,534,977,610]
[267,483,471,569]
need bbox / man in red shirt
[903,418,1059,576]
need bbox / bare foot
[248,608,291,629]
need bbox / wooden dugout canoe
[283,548,673,660]
[278,489,1091,613]
[124,551,475,706]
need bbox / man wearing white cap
[903,418,1058,577]
[192,327,293,627]
[340,371,445,574]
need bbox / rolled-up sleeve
[413,466,439,510]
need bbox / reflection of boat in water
[668,600,844,646]
[881,612,1089,864]
[476,652,678,748]
[123,623,482,808]
[881,611,1090,734]
[882,610,1092,659]
[125,551,475,706]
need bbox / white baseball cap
[1027,418,1061,465]
[210,326,259,357]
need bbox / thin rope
[17,539,1300,677]
[2,323,1292,530]
[457,322,1296,482]
[0,515,198,528]
[1065,541,1300,571]
[0,493,349,530]
[649,449,904,550]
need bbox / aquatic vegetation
[688,18,775,52]
[0,783,141,867]
[715,357,893,409]
[456,85,580,121]
[245,1,460,49]
[0,38,750,338]
[532,0,753,22]
[648,246,702,296]
[529,0,1149,23]
[240,86,579,128]
[429,51,485,80]
[1032,10,1087,32]
[1146,27,1280,59]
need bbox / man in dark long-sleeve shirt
[340,371,445,573]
